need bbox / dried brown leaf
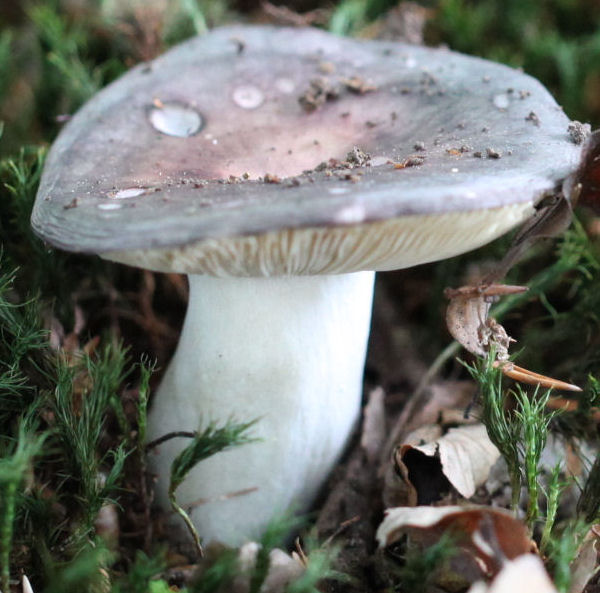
[444,284,525,360]
[568,528,600,593]
[401,424,500,499]
[377,505,532,578]
[387,425,444,507]
[361,387,386,464]
[383,380,477,462]
[467,554,556,593]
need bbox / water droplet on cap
[232,85,264,109]
[110,187,146,199]
[98,203,123,210]
[333,204,366,224]
[493,93,510,109]
[275,78,295,94]
[149,102,203,137]
[405,56,417,69]
[371,156,389,167]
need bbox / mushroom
[31,26,586,545]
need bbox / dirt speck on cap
[394,155,425,169]
[298,77,339,112]
[525,111,541,127]
[568,121,591,145]
[341,76,377,94]
[346,146,372,167]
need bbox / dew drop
[492,93,510,109]
[451,167,459,173]
[333,204,366,224]
[110,187,146,199]
[371,155,389,167]
[98,203,123,210]
[148,102,203,137]
[275,78,295,94]
[405,56,417,69]
[232,85,264,109]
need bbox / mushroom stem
[148,271,375,545]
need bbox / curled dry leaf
[396,424,500,501]
[361,386,387,465]
[382,380,478,467]
[467,554,557,593]
[445,283,582,392]
[377,505,532,580]
[486,194,575,283]
[444,284,526,360]
[387,424,446,507]
[568,527,600,593]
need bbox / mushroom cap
[32,26,585,276]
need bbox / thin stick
[184,487,259,510]
[322,515,361,547]
[145,431,197,451]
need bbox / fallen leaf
[444,284,525,360]
[361,387,386,464]
[377,505,532,579]
[398,424,500,499]
[445,284,582,392]
[467,554,557,593]
[568,527,600,593]
[382,380,477,464]
[387,424,446,507]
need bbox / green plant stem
[166,420,257,559]
[168,486,204,558]
[541,464,563,553]
[0,480,17,593]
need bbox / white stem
[148,272,375,545]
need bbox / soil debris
[263,173,282,184]
[229,36,245,54]
[341,76,377,94]
[298,77,340,112]
[318,61,336,74]
[568,120,592,145]
[346,146,371,167]
[394,155,425,168]
[525,111,541,126]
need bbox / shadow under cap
[32,25,584,257]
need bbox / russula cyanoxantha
[31,25,588,545]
